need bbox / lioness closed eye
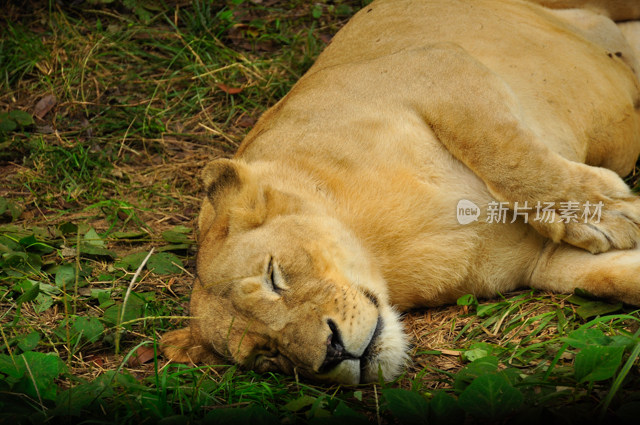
[161,0,640,384]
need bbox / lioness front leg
[405,45,640,253]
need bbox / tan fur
[162,0,640,384]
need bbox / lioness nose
[320,319,355,372]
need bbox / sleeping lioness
[162,0,640,384]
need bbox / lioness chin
[161,0,640,384]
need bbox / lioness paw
[559,199,640,253]
[529,166,640,253]
[161,328,222,365]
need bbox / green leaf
[73,316,104,343]
[77,242,115,258]
[58,222,78,235]
[575,301,623,319]
[14,351,65,401]
[38,282,61,296]
[9,110,34,126]
[147,252,183,275]
[161,226,192,244]
[91,288,110,299]
[462,342,504,363]
[454,356,499,391]
[609,335,636,349]
[0,354,24,382]
[54,381,103,416]
[0,114,17,132]
[83,228,105,247]
[3,251,42,274]
[55,264,76,289]
[556,308,568,334]
[77,229,115,257]
[53,320,79,346]
[311,4,323,19]
[7,202,23,220]
[115,251,149,271]
[16,282,40,304]
[34,291,54,313]
[572,288,600,300]
[88,370,116,398]
[129,3,152,24]
[457,294,478,307]
[103,294,146,328]
[574,345,625,383]
[382,388,429,425]
[156,243,192,252]
[335,4,353,16]
[307,395,329,419]
[93,289,113,308]
[284,395,317,412]
[429,391,464,425]
[463,347,489,362]
[0,231,21,249]
[18,234,36,248]
[110,230,147,239]
[17,332,40,352]
[458,373,523,420]
[332,401,369,422]
[564,328,611,349]
[19,234,53,253]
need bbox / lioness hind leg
[530,243,640,305]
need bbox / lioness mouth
[361,316,383,364]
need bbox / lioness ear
[201,158,247,206]
[161,328,222,365]
[199,159,267,234]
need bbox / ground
[2,1,640,424]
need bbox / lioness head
[161,159,408,384]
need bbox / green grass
[2,1,640,424]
